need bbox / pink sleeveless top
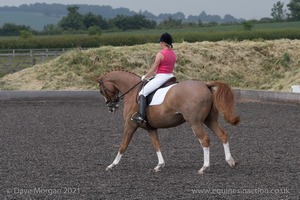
[156,49,176,74]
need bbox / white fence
[0,48,73,71]
[0,48,69,58]
[0,49,71,75]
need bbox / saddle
[139,77,177,106]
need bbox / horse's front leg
[106,152,122,170]
[106,122,138,171]
[148,129,165,172]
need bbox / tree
[83,12,109,30]
[242,21,254,31]
[88,25,102,35]
[158,17,182,28]
[111,14,156,31]
[59,5,84,30]
[198,19,203,27]
[0,23,32,36]
[42,24,62,35]
[271,1,285,21]
[287,0,300,20]
[19,30,33,39]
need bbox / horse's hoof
[230,161,238,169]
[153,163,165,172]
[198,170,204,174]
[227,158,237,168]
[198,166,209,174]
[106,164,115,171]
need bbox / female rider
[132,32,176,124]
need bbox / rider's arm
[144,52,163,79]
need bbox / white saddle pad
[149,84,177,106]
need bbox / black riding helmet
[159,32,173,48]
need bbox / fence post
[32,58,36,66]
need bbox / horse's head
[96,77,120,113]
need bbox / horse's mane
[100,68,140,79]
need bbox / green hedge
[174,29,300,42]
[1,29,300,49]
[0,35,102,49]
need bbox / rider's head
[159,32,173,48]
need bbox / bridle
[98,78,142,112]
[98,78,119,112]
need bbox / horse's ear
[94,77,101,83]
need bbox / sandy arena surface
[0,99,299,199]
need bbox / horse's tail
[206,81,240,125]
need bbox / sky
[0,0,291,20]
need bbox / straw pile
[1,39,299,91]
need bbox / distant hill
[0,3,245,31]
[0,11,61,31]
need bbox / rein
[98,78,142,111]
[119,80,143,100]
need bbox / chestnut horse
[96,70,240,174]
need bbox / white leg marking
[223,142,236,168]
[198,147,210,174]
[223,142,232,161]
[153,150,165,172]
[106,152,122,171]
[157,150,164,165]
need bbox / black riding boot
[131,95,146,124]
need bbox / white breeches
[139,73,174,97]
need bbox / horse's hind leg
[148,129,165,172]
[190,124,210,174]
[205,117,237,168]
